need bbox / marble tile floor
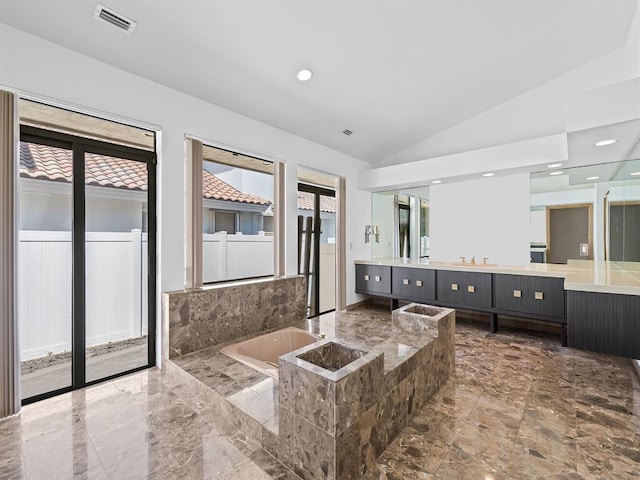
[1,311,639,479]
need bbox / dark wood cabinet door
[392,267,436,301]
[355,265,391,295]
[493,274,565,320]
[436,270,491,309]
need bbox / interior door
[609,202,640,261]
[547,204,592,264]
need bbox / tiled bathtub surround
[278,340,384,478]
[164,276,306,359]
[4,311,639,479]
[169,303,455,480]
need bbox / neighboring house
[19,142,272,233]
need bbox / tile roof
[297,191,336,213]
[20,142,270,205]
[202,170,270,205]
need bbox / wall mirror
[530,158,640,264]
[371,186,430,260]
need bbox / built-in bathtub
[220,326,322,378]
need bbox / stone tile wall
[271,305,456,479]
[163,275,306,359]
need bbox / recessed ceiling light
[547,163,562,169]
[586,176,599,180]
[431,180,442,184]
[631,171,640,176]
[595,139,617,146]
[482,173,495,177]
[296,68,313,82]
[550,171,563,176]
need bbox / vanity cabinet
[391,267,436,302]
[355,264,392,295]
[567,291,640,358]
[436,271,492,309]
[493,274,565,321]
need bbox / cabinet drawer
[493,274,565,319]
[355,264,391,295]
[392,267,436,301]
[436,270,492,309]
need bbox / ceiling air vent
[94,3,137,33]
[342,129,353,136]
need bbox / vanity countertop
[354,258,640,296]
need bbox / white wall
[360,134,568,192]
[625,1,640,79]
[20,191,71,231]
[530,209,546,244]
[86,197,142,232]
[0,23,372,365]
[429,174,531,266]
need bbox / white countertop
[354,258,640,296]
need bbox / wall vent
[94,3,137,33]
[342,129,353,136]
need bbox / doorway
[608,201,640,261]
[547,204,592,264]
[19,125,156,403]
[297,184,336,317]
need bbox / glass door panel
[298,185,336,318]
[84,152,149,383]
[19,141,73,400]
[318,195,336,314]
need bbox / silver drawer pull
[403,279,410,285]
[467,285,475,293]
[451,283,459,291]
[535,291,544,300]
[513,290,522,298]
[375,276,381,282]
[415,280,423,287]
[364,274,370,281]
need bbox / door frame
[546,203,593,263]
[20,125,157,404]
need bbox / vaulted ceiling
[0,0,636,165]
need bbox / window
[212,210,236,233]
[201,144,274,283]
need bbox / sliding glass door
[19,126,156,403]
[298,184,336,317]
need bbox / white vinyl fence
[18,230,148,361]
[19,230,272,360]
[203,232,274,282]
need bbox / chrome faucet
[482,257,489,265]
[470,256,476,265]
[459,256,466,263]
